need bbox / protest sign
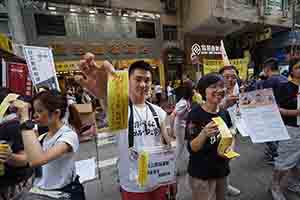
[107,71,129,131]
[239,89,290,143]
[23,45,60,90]
[131,147,176,188]
[203,58,248,80]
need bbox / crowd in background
[1,54,300,200]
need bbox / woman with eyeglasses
[186,73,234,200]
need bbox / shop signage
[203,58,249,80]
[50,42,153,56]
[191,43,221,55]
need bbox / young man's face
[129,68,152,100]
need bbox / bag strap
[128,101,161,148]
[128,100,134,148]
[38,133,48,145]
[145,102,160,131]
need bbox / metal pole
[95,134,104,192]
[292,0,296,56]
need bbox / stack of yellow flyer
[212,117,240,159]
[137,151,149,188]
[0,93,19,119]
[107,71,128,131]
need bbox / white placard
[23,45,60,90]
[239,89,290,143]
[130,146,176,187]
[75,157,97,183]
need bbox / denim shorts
[275,126,300,170]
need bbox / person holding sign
[271,59,300,200]
[186,74,234,200]
[76,53,172,200]
[11,90,85,200]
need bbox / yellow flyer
[0,93,19,119]
[212,117,240,159]
[107,71,129,131]
[137,151,149,188]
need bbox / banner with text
[203,58,249,80]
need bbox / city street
[77,134,300,200]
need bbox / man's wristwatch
[20,120,35,131]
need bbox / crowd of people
[0,53,300,200]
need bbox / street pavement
[76,134,299,200]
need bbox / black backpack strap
[145,102,161,131]
[128,100,134,148]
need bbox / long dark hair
[32,90,82,130]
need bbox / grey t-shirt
[34,125,79,190]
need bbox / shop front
[0,33,32,96]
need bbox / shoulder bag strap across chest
[128,101,161,148]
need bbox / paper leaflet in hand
[212,117,240,159]
[0,93,20,120]
[107,71,129,131]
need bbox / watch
[20,120,35,131]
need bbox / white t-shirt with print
[34,125,79,190]
[117,102,167,193]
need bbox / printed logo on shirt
[133,120,160,137]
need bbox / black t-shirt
[186,105,231,180]
[0,119,31,186]
[278,81,298,127]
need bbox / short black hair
[128,60,152,76]
[219,65,239,75]
[263,57,279,71]
[197,73,223,101]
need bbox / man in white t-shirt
[76,54,172,200]
[154,82,163,105]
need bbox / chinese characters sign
[203,58,249,80]
[191,43,221,55]
[23,46,60,90]
[135,147,176,187]
[108,71,129,131]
